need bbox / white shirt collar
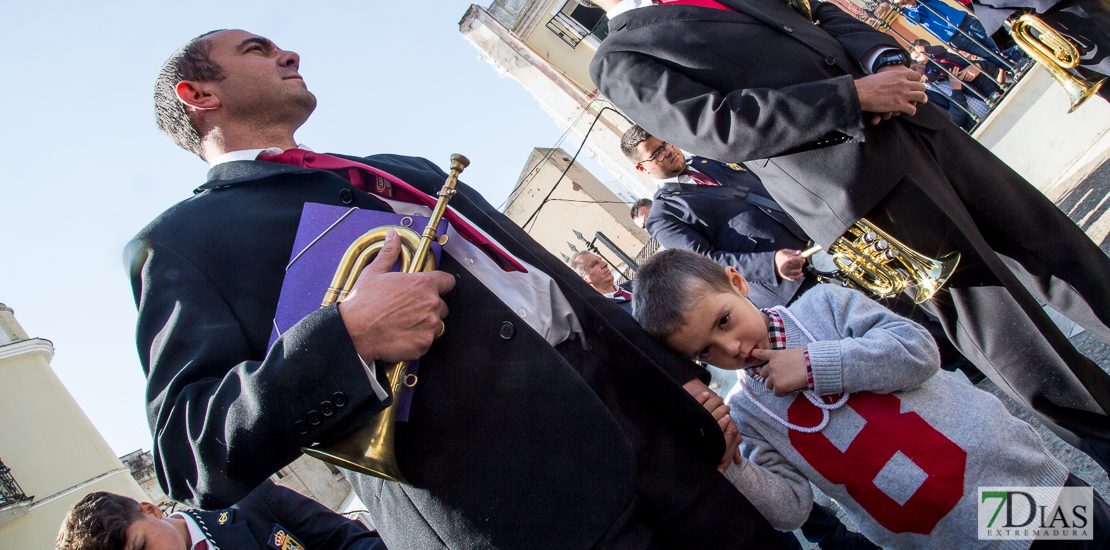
[609,0,658,19]
[171,512,209,550]
[208,144,313,167]
[654,159,700,188]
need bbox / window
[546,2,609,48]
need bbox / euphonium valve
[302,154,470,485]
[1007,13,1105,113]
[828,219,959,304]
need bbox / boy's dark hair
[56,492,144,550]
[620,125,651,162]
[632,249,734,340]
[911,38,930,48]
[154,30,226,159]
[630,198,652,220]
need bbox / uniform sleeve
[128,238,390,509]
[724,412,814,531]
[256,482,386,550]
[592,49,865,164]
[646,204,780,285]
[815,2,906,65]
[804,286,941,396]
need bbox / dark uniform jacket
[645,157,808,308]
[127,154,787,549]
[178,480,384,550]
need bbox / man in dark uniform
[128,28,787,550]
[56,481,384,550]
[587,0,1110,471]
[570,250,635,312]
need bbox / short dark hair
[630,198,653,220]
[632,249,734,340]
[620,125,652,162]
[154,30,226,159]
[56,492,144,550]
[911,39,930,48]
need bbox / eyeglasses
[636,142,673,167]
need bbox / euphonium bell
[302,154,470,485]
[1007,13,1105,113]
[828,219,959,304]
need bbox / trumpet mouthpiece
[450,154,470,172]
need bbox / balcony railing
[0,459,29,506]
[547,12,592,48]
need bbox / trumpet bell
[829,219,960,304]
[1008,13,1107,113]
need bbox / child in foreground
[632,249,1109,549]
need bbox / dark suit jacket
[179,481,384,550]
[590,0,951,247]
[127,154,785,549]
[646,157,809,308]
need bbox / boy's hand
[752,348,809,397]
[683,379,744,472]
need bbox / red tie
[258,149,526,273]
[612,288,633,301]
[659,0,738,11]
[194,541,208,550]
[683,168,721,187]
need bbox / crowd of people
[51,0,1110,547]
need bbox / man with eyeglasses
[622,125,813,309]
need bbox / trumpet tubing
[828,219,960,304]
[1008,13,1105,113]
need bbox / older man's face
[578,253,615,290]
[200,30,316,128]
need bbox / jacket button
[783,25,794,32]
[499,321,515,340]
[825,56,836,65]
[307,410,322,425]
[294,421,309,435]
[320,401,335,417]
[339,189,354,204]
[333,392,347,407]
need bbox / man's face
[578,253,615,291]
[124,515,188,550]
[634,205,651,229]
[665,269,771,371]
[199,30,316,130]
[633,137,686,179]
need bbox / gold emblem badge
[727,163,745,171]
[217,511,230,525]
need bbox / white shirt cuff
[358,355,392,401]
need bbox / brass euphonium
[828,219,960,304]
[1008,13,1105,113]
[302,154,470,485]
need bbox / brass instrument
[826,219,960,304]
[1008,13,1105,113]
[791,0,814,21]
[302,154,470,485]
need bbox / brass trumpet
[302,154,470,485]
[1008,13,1105,113]
[828,219,960,304]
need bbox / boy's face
[124,503,189,550]
[666,268,772,370]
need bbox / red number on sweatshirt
[788,392,967,534]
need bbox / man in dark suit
[57,481,383,550]
[129,29,787,550]
[569,250,635,312]
[587,0,1110,471]
[622,125,812,309]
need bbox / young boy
[56,480,385,550]
[633,249,1109,549]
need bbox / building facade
[0,303,148,550]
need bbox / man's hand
[683,379,743,471]
[338,230,456,363]
[957,65,979,82]
[855,68,928,125]
[774,249,805,282]
[752,348,809,396]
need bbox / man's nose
[279,49,300,69]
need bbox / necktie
[258,149,525,273]
[612,288,633,302]
[682,168,721,187]
[194,540,208,550]
[660,0,737,11]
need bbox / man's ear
[724,267,750,297]
[634,163,648,174]
[138,502,163,519]
[175,80,220,111]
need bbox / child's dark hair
[56,492,144,550]
[632,249,735,339]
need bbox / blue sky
[0,1,587,456]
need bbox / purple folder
[268,202,445,421]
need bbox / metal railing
[0,459,29,506]
[547,12,592,48]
